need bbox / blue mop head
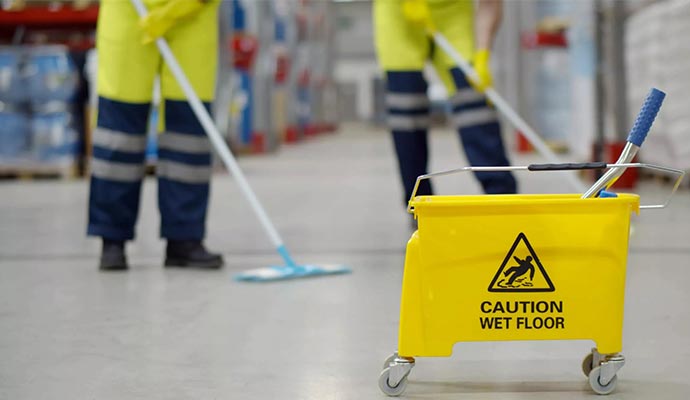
[234,264,352,282]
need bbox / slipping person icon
[504,255,535,286]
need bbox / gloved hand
[469,48,493,92]
[401,0,434,30]
[139,0,206,44]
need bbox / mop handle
[129,0,296,267]
[431,32,587,193]
[581,88,665,198]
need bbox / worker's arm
[471,0,503,91]
[475,0,503,50]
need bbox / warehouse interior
[1,0,689,399]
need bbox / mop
[410,8,588,192]
[129,0,350,282]
[581,88,665,198]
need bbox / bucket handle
[407,162,685,213]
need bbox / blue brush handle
[627,88,666,147]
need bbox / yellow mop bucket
[379,162,684,396]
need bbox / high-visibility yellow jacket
[96,0,219,104]
[373,0,475,91]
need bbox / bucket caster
[379,354,415,397]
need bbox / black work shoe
[165,240,224,269]
[99,240,128,271]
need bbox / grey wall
[333,0,377,60]
[332,0,379,121]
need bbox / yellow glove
[139,0,206,44]
[470,48,493,92]
[401,0,435,31]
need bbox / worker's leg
[449,68,516,194]
[386,71,433,203]
[156,100,212,240]
[87,0,159,241]
[374,1,433,204]
[431,1,516,194]
[157,2,219,241]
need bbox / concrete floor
[1,124,689,399]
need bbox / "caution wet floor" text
[479,300,565,330]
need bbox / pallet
[0,163,78,180]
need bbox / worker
[374,0,517,207]
[88,0,223,270]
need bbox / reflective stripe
[450,88,485,106]
[386,93,430,110]
[157,160,211,184]
[91,158,145,182]
[388,115,431,130]
[158,132,211,154]
[453,108,498,128]
[92,128,147,152]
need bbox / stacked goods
[626,0,690,171]
[0,45,79,172]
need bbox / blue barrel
[26,46,78,104]
[31,109,78,162]
[0,110,30,160]
[0,47,26,103]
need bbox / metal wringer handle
[407,162,685,214]
[406,165,525,214]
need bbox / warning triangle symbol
[488,232,555,292]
